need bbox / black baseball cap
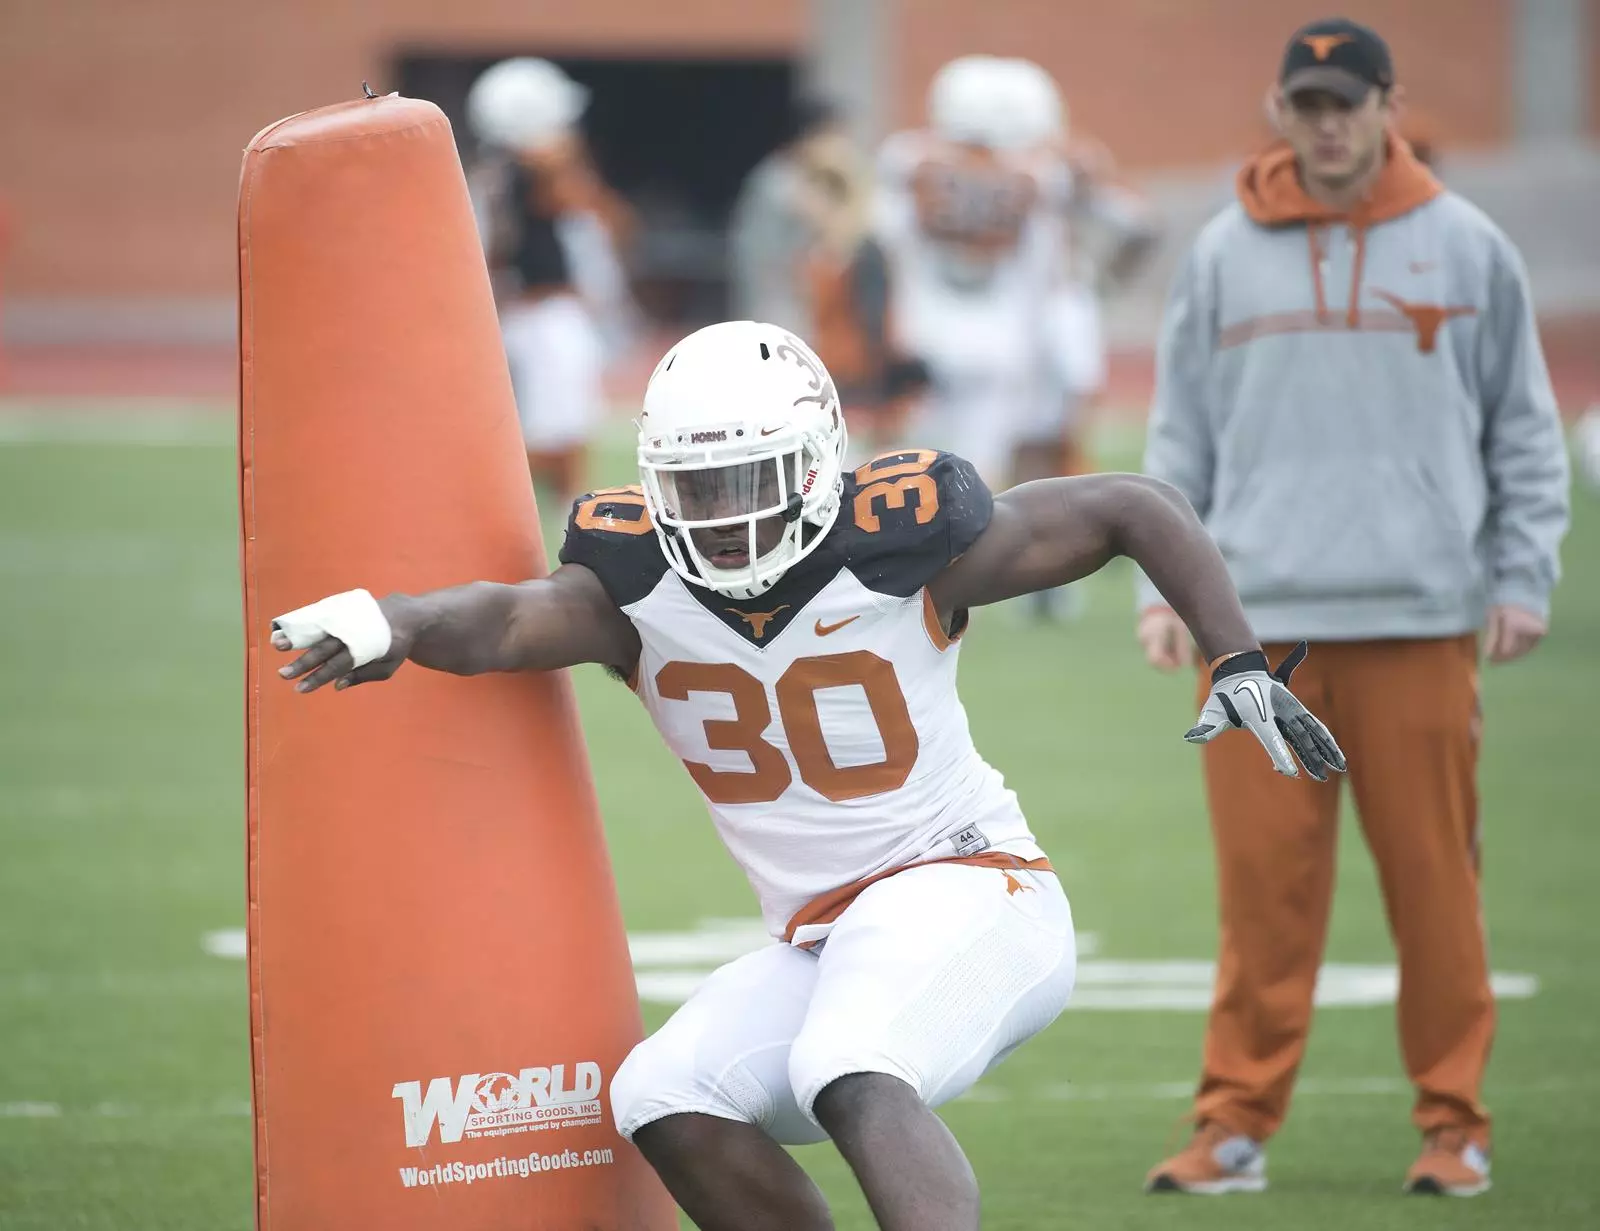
[1280,18,1394,104]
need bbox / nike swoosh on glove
[1184,642,1347,780]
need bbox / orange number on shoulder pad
[574,486,653,536]
[853,450,940,533]
[655,652,918,805]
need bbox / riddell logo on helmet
[801,468,819,495]
[688,430,727,444]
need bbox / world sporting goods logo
[392,1063,604,1148]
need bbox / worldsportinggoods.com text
[399,1148,614,1189]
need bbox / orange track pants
[1193,636,1494,1142]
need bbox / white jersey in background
[873,130,1071,483]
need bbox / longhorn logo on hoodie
[1370,290,1478,354]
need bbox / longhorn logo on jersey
[727,606,790,639]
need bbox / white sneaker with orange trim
[1144,1121,1267,1194]
[1403,1128,1491,1196]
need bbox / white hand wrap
[271,589,393,669]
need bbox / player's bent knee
[610,1030,797,1144]
[788,1038,924,1128]
[810,1070,921,1128]
[629,1109,729,1165]
[607,1040,658,1142]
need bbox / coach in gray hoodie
[1136,17,1569,1200]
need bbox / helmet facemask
[639,419,844,600]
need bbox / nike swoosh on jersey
[814,615,861,636]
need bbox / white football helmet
[928,55,1014,149]
[636,322,848,600]
[1003,58,1067,148]
[467,58,588,153]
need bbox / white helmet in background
[637,322,848,599]
[1003,58,1067,148]
[928,55,1016,149]
[467,58,588,152]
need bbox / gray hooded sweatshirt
[1137,135,1569,641]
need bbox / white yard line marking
[0,1101,252,1120]
[202,929,247,959]
[9,1077,1586,1123]
[960,1074,1590,1105]
[203,922,1537,1011]
[0,405,1142,453]
[0,404,233,446]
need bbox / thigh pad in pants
[609,943,827,1146]
[788,862,1076,1124]
[610,863,1075,1146]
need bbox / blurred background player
[872,55,1067,491]
[727,97,854,337]
[999,57,1159,619]
[466,57,640,512]
[728,96,927,466]
[1137,17,1570,1198]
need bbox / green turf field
[1,405,1596,1230]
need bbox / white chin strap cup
[271,589,393,669]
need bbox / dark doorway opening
[395,52,798,324]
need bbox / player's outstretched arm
[933,473,1255,658]
[929,473,1345,779]
[273,563,639,694]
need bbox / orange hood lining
[1235,130,1442,227]
[1236,131,1441,328]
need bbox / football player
[466,57,638,508]
[272,322,1343,1231]
[872,56,1068,489]
[998,58,1159,620]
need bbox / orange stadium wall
[0,0,1594,302]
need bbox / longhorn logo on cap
[1303,33,1355,61]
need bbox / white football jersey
[873,129,1071,291]
[560,450,1043,941]
[873,130,1073,381]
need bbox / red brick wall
[0,0,803,297]
[896,0,1512,166]
[0,0,1526,300]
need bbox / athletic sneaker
[1403,1127,1491,1196]
[1144,1121,1267,1194]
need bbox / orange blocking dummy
[237,95,673,1230]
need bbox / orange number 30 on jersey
[656,651,919,806]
